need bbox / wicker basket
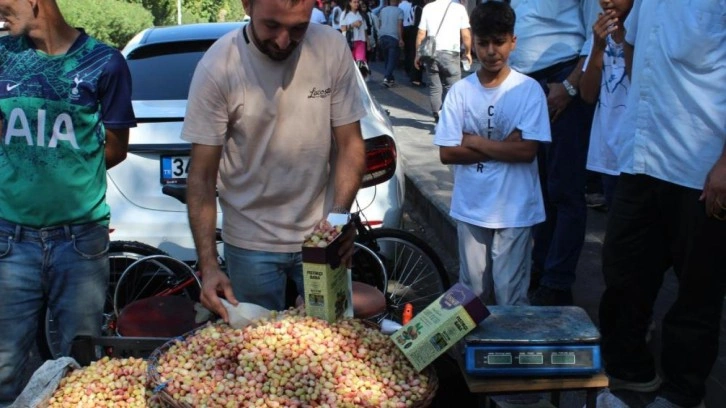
[147,319,439,407]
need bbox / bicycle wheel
[113,255,201,319]
[352,242,388,293]
[37,241,168,360]
[358,228,451,324]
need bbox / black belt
[527,56,580,81]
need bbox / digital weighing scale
[464,306,601,377]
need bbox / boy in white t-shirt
[434,1,551,305]
[580,0,633,209]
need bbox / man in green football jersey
[0,1,136,403]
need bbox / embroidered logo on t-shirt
[308,87,332,99]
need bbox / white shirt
[617,0,726,189]
[509,0,597,74]
[418,0,470,53]
[341,11,367,42]
[434,70,551,228]
[583,36,630,176]
[399,0,414,27]
[311,8,328,25]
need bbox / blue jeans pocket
[0,235,11,258]
[71,224,109,259]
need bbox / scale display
[465,345,601,376]
[464,306,602,377]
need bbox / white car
[108,22,405,261]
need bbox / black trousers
[599,173,726,406]
[403,25,420,80]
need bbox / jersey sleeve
[98,51,136,129]
[518,80,551,143]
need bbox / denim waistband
[527,56,580,82]
[0,218,100,242]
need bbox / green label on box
[303,262,349,323]
[392,302,477,372]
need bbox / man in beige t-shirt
[182,0,366,319]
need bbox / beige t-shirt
[181,23,366,253]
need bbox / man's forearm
[461,28,472,56]
[415,29,426,51]
[187,174,221,271]
[566,57,587,88]
[333,134,366,212]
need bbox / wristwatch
[562,79,578,97]
[331,206,350,214]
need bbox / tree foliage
[125,0,245,25]
[58,0,154,49]
[58,0,246,49]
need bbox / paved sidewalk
[363,60,726,408]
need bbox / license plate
[160,155,190,185]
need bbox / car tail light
[361,135,397,189]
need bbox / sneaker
[382,78,395,88]
[608,373,662,393]
[528,286,573,306]
[645,397,705,408]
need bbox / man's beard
[249,22,300,61]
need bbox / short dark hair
[470,1,516,39]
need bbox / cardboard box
[392,283,490,372]
[302,214,353,323]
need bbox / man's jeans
[225,243,303,311]
[425,51,461,115]
[0,220,109,404]
[380,35,400,81]
[530,60,595,290]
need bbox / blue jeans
[224,243,303,311]
[0,219,109,404]
[530,60,595,290]
[380,35,400,82]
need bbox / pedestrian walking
[341,0,371,79]
[377,0,405,87]
[414,0,472,124]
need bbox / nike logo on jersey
[6,83,20,91]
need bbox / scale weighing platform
[464,306,601,377]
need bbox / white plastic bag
[10,357,79,408]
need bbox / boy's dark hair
[470,1,516,39]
